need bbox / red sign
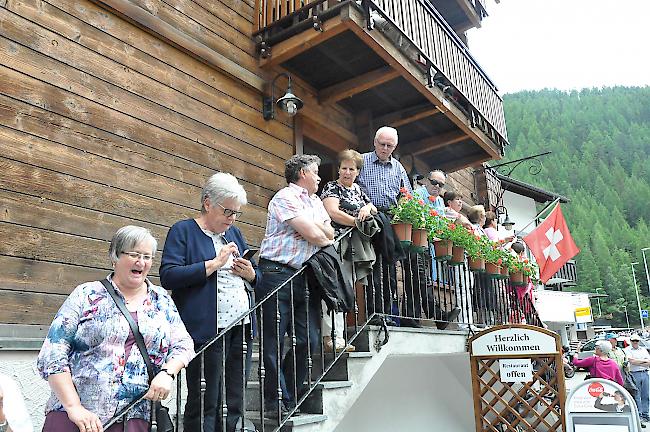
[587,382,605,398]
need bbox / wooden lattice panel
[473,356,564,431]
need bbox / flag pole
[514,197,561,237]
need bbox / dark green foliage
[503,87,650,326]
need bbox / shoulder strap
[100,279,156,383]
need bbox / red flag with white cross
[523,204,580,284]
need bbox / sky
[466,0,650,94]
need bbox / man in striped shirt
[258,154,334,418]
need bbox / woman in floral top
[37,226,194,432]
[321,149,377,352]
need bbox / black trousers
[184,324,251,432]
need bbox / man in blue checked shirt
[357,126,427,327]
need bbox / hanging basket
[510,271,526,286]
[449,246,465,266]
[433,239,453,261]
[392,222,412,248]
[485,262,501,278]
[468,257,485,272]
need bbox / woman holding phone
[160,172,261,432]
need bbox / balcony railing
[253,0,508,146]
[104,228,540,431]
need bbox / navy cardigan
[160,219,262,344]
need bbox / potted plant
[448,224,474,265]
[466,234,489,272]
[426,210,452,261]
[509,258,537,286]
[410,198,430,251]
[483,241,506,277]
[388,188,419,246]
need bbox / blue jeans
[632,370,650,419]
[257,261,320,409]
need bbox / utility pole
[632,262,645,331]
[642,247,650,295]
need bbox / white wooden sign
[471,327,557,356]
[499,359,533,383]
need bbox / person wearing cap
[607,333,628,369]
[625,334,650,423]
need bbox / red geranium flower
[400,187,407,193]
[430,210,438,217]
[418,199,425,205]
[449,223,456,230]
[497,258,503,265]
[428,195,435,202]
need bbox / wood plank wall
[0,0,301,327]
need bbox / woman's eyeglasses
[217,202,243,218]
[122,251,154,262]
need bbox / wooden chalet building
[0,0,518,429]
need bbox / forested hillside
[502,87,650,325]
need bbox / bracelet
[160,368,176,379]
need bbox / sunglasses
[429,179,445,187]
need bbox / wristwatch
[160,367,176,379]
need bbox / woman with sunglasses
[160,172,261,432]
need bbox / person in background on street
[321,149,377,352]
[38,226,194,432]
[160,172,261,432]
[572,340,624,386]
[258,155,334,419]
[625,334,650,424]
[0,374,33,432]
[608,333,628,370]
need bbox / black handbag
[101,279,174,432]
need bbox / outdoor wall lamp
[496,205,515,231]
[263,72,303,120]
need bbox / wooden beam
[90,0,264,91]
[404,131,469,156]
[440,154,492,173]
[302,116,352,153]
[318,66,400,104]
[259,16,349,69]
[391,108,441,127]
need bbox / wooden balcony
[425,0,488,33]
[253,0,507,171]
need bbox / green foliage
[502,87,650,327]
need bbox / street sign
[642,310,648,319]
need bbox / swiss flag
[523,204,580,284]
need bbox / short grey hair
[429,169,447,179]
[285,154,321,184]
[109,225,158,263]
[201,172,247,212]
[374,126,398,144]
[595,340,611,355]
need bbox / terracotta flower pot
[449,245,465,265]
[411,228,428,248]
[510,271,526,286]
[500,265,509,279]
[485,262,501,277]
[433,239,452,261]
[392,222,412,246]
[468,257,485,272]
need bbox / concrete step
[245,380,353,413]
[246,410,327,432]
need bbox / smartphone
[242,248,259,260]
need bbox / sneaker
[400,318,422,328]
[263,402,290,420]
[368,316,397,326]
[324,336,356,352]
